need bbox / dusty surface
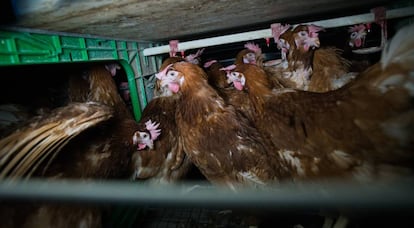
[6,0,395,42]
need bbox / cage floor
[105,205,414,228]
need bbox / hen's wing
[0,102,113,179]
[309,47,355,92]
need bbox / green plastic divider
[0,29,163,121]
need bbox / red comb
[186,48,205,62]
[307,24,324,38]
[155,64,173,80]
[169,40,179,57]
[219,64,237,72]
[203,59,217,68]
[348,24,366,33]
[244,42,262,54]
[271,23,291,42]
[145,120,161,140]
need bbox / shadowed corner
[0,1,17,25]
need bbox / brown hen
[226,23,414,181]
[156,61,291,190]
[0,64,159,228]
[265,24,355,92]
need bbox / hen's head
[292,24,323,52]
[235,42,262,65]
[185,48,205,65]
[155,62,209,94]
[133,120,161,150]
[226,71,246,91]
[153,57,186,97]
[271,23,292,60]
[219,64,245,91]
[348,24,367,48]
[155,64,184,94]
[235,49,256,65]
[224,64,270,92]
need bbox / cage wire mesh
[2,178,413,227]
[105,206,331,228]
[131,207,246,228]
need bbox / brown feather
[309,47,354,92]
[204,60,257,122]
[0,102,114,179]
[204,60,228,90]
[163,62,291,189]
[0,64,143,227]
[265,25,356,92]
[234,56,414,181]
[131,95,192,183]
[86,65,133,119]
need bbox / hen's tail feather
[0,123,58,166]
[1,123,60,178]
[36,112,111,177]
[16,131,77,178]
[37,134,78,177]
[381,23,414,69]
[0,102,114,179]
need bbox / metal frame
[1,178,414,211]
[142,6,414,57]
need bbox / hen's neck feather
[88,66,132,119]
[174,63,227,122]
[237,64,273,114]
[235,49,251,65]
[289,46,314,69]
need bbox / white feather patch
[404,72,414,96]
[272,88,297,94]
[377,74,404,93]
[238,171,266,185]
[236,144,249,152]
[380,110,414,145]
[131,153,153,179]
[352,162,375,182]
[166,151,174,161]
[209,153,222,168]
[278,150,305,176]
[86,152,110,167]
[329,150,355,169]
[381,23,414,69]
[331,72,357,89]
[311,157,320,174]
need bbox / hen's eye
[143,133,149,139]
[299,31,307,37]
[231,72,238,77]
[350,32,358,39]
[247,53,255,58]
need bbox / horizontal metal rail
[143,6,414,56]
[1,178,414,211]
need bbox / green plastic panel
[0,29,163,121]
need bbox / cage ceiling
[4,0,401,42]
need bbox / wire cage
[1,3,414,227]
[1,178,414,227]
